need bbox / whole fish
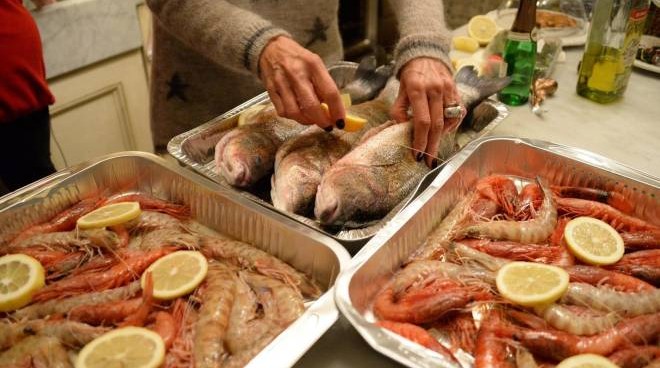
[271,77,398,216]
[315,67,511,227]
[214,57,393,188]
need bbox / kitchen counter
[295,34,660,368]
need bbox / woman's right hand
[258,36,345,131]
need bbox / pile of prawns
[373,175,660,368]
[0,194,322,368]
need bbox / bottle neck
[511,0,537,33]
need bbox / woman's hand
[259,36,345,131]
[391,57,462,168]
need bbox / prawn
[608,346,660,368]
[564,265,655,292]
[516,183,543,221]
[475,310,515,368]
[534,303,621,335]
[5,319,109,349]
[225,272,264,354]
[552,185,634,214]
[150,311,178,349]
[560,282,660,317]
[14,248,89,280]
[6,228,120,252]
[164,298,197,368]
[475,175,519,218]
[377,320,457,359]
[103,193,190,219]
[459,239,571,266]
[620,230,660,250]
[447,241,510,272]
[0,335,71,368]
[461,177,557,244]
[557,197,660,232]
[200,236,322,298]
[430,312,479,355]
[125,211,186,233]
[605,249,660,287]
[132,228,199,251]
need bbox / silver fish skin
[314,67,510,227]
[214,59,393,188]
[270,78,398,215]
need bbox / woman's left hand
[391,57,462,168]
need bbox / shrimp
[534,303,621,335]
[14,248,88,280]
[109,224,129,248]
[13,281,141,320]
[460,239,570,266]
[132,228,199,251]
[560,282,660,316]
[447,241,510,272]
[475,175,519,218]
[620,230,660,250]
[164,298,196,368]
[430,312,479,355]
[475,310,515,368]
[125,211,186,233]
[516,183,543,221]
[15,319,109,348]
[605,249,660,286]
[557,197,660,232]
[200,236,322,298]
[564,265,655,292]
[32,247,174,302]
[377,320,457,359]
[470,198,501,222]
[608,346,660,368]
[461,177,557,244]
[103,193,190,219]
[0,335,71,368]
[225,273,263,354]
[497,312,660,361]
[193,262,236,368]
[6,228,120,252]
[408,193,477,262]
[220,333,279,368]
[552,185,634,214]
[151,311,177,349]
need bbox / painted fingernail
[324,126,334,132]
[432,159,439,169]
[336,119,345,129]
[416,152,424,162]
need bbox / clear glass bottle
[577,0,651,103]
[498,0,538,106]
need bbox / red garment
[0,0,55,123]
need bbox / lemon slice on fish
[556,354,619,368]
[496,261,569,307]
[0,254,45,312]
[141,250,208,300]
[76,327,165,368]
[76,201,142,230]
[564,217,624,266]
[467,15,498,46]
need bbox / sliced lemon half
[141,250,208,300]
[77,201,142,230]
[0,254,45,312]
[76,327,165,368]
[496,261,569,307]
[556,354,619,368]
[452,36,480,53]
[564,217,624,266]
[467,15,498,46]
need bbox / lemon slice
[76,327,165,368]
[0,254,45,312]
[468,15,498,46]
[556,354,619,368]
[141,251,208,300]
[238,104,269,126]
[77,202,141,230]
[496,261,569,307]
[564,217,625,266]
[452,36,480,53]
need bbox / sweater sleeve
[388,0,453,76]
[146,0,291,75]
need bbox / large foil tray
[0,151,351,368]
[167,61,509,251]
[334,136,660,368]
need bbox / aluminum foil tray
[334,136,660,368]
[0,151,351,368]
[167,61,509,251]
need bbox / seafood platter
[168,60,509,250]
[0,151,350,367]
[335,137,660,368]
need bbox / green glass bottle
[498,0,538,106]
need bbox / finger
[264,81,285,117]
[444,90,464,133]
[409,87,431,162]
[425,91,445,168]
[310,60,346,128]
[273,70,305,123]
[390,84,410,123]
[291,77,331,128]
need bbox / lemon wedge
[556,354,619,368]
[452,36,480,53]
[0,254,45,312]
[76,327,165,368]
[320,93,367,132]
[468,15,498,46]
[76,202,141,230]
[564,217,625,266]
[141,251,208,300]
[496,261,569,307]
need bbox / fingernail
[416,152,424,162]
[336,119,345,129]
[324,126,334,132]
[432,159,439,169]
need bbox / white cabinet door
[48,50,153,169]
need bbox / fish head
[214,127,276,187]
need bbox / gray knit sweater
[146,0,452,151]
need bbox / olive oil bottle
[577,0,651,103]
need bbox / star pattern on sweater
[166,73,189,102]
[305,17,329,48]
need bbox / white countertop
[295,39,660,368]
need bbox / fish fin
[353,55,378,81]
[342,58,395,104]
[356,120,398,146]
[455,66,511,109]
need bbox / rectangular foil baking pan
[0,151,351,368]
[167,61,509,251]
[334,136,660,368]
